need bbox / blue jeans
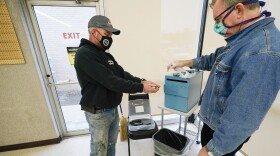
[85,107,119,156]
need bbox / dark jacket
[74,38,143,110]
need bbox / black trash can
[153,128,190,156]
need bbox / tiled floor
[0,121,202,156]
[0,134,200,156]
[0,116,245,156]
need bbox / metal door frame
[18,0,104,137]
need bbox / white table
[158,104,201,146]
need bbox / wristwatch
[205,146,214,156]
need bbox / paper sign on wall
[67,47,78,65]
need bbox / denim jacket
[192,17,280,155]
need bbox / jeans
[85,107,119,156]
[201,123,250,156]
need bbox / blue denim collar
[225,17,275,45]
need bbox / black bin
[153,128,190,156]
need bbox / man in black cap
[74,15,160,156]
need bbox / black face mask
[95,31,113,50]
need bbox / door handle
[48,80,78,86]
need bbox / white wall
[104,0,205,115]
[105,0,162,116]
[0,0,58,147]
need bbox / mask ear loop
[222,1,271,29]
[92,30,102,42]
[221,7,235,28]
[91,30,105,50]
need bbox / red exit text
[63,33,80,39]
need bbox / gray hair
[88,27,97,34]
[210,0,260,10]
[224,0,260,9]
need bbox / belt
[82,106,114,114]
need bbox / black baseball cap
[88,15,120,35]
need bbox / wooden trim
[0,136,62,152]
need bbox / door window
[33,5,96,132]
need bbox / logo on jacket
[108,60,114,65]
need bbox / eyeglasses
[211,0,264,23]
[214,5,234,23]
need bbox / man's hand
[167,60,193,71]
[198,147,209,156]
[142,81,160,88]
[142,81,160,93]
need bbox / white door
[26,0,102,136]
